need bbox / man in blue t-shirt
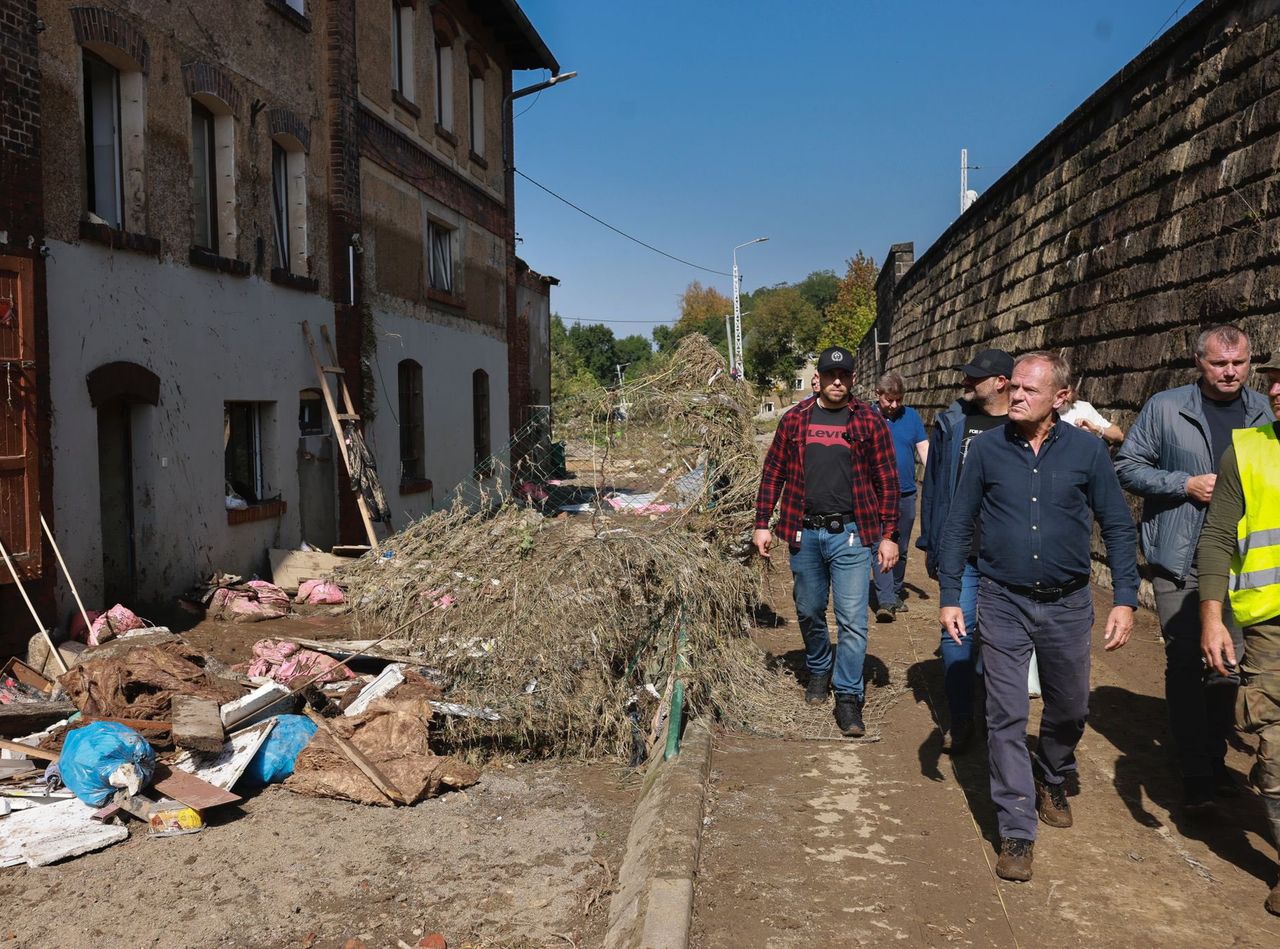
[871,371,929,621]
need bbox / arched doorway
[86,361,160,604]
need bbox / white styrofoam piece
[0,798,129,867]
[220,681,291,727]
[171,718,276,790]
[344,663,405,717]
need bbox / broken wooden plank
[269,548,345,593]
[302,708,407,805]
[0,738,59,762]
[150,764,242,810]
[344,664,405,717]
[221,681,292,728]
[79,715,172,732]
[0,657,54,694]
[171,695,224,753]
[0,797,129,867]
[172,718,275,791]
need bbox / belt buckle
[824,516,845,534]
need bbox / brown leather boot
[1036,778,1073,828]
[995,837,1034,882]
[1265,797,1280,916]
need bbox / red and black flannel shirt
[754,397,900,549]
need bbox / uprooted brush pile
[340,335,785,761]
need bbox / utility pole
[961,148,980,213]
[732,238,768,379]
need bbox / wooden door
[0,256,41,581]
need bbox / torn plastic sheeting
[239,715,317,789]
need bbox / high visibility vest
[1230,422,1280,626]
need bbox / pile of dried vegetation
[340,335,786,761]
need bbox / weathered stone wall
[860,0,1280,589]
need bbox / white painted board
[171,718,276,791]
[0,797,129,867]
[344,664,405,717]
[220,681,291,727]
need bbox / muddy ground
[1,610,637,949]
[691,554,1280,948]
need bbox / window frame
[271,141,291,269]
[468,73,484,157]
[472,369,490,473]
[191,100,218,251]
[435,42,454,132]
[83,50,124,229]
[224,401,265,503]
[398,359,426,482]
[391,1,415,102]
[427,218,454,294]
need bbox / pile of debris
[338,335,786,762]
[0,628,477,868]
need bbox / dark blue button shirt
[937,420,1139,608]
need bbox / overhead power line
[515,168,731,277]
[1148,1,1189,46]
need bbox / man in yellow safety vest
[1200,356,1280,916]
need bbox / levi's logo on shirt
[807,425,849,446]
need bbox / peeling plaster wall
[46,239,331,607]
[366,306,509,525]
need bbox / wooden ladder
[302,321,391,548]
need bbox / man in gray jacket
[1115,323,1273,808]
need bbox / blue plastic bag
[239,715,317,790]
[59,722,156,806]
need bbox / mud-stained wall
[858,0,1280,589]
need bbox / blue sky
[511,1,1193,340]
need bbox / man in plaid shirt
[754,346,902,735]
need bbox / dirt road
[692,557,1280,948]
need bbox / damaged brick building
[0,0,560,655]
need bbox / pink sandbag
[208,580,291,623]
[237,638,356,686]
[295,579,345,605]
[76,604,145,646]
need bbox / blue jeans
[872,492,917,607]
[978,576,1094,841]
[939,561,981,724]
[791,525,873,697]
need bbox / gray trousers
[1152,568,1245,782]
[979,576,1094,841]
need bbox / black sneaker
[1183,775,1217,814]
[996,837,1034,881]
[875,605,896,623]
[804,673,831,705]
[835,694,865,737]
[1212,761,1241,798]
[893,598,909,613]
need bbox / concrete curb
[604,716,714,949]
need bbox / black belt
[999,576,1089,603]
[802,512,856,532]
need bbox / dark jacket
[917,399,967,578]
[1114,383,1272,580]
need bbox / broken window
[428,220,453,293]
[191,101,217,251]
[83,50,123,228]
[398,359,425,482]
[224,402,266,503]
[472,368,490,473]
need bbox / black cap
[960,348,1014,379]
[817,346,854,373]
[1256,355,1280,373]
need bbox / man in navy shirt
[938,351,1138,882]
[871,371,929,621]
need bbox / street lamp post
[723,313,734,374]
[732,237,768,378]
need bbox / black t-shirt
[804,403,853,515]
[1201,389,1247,469]
[958,406,1007,558]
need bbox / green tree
[743,287,819,388]
[567,322,622,385]
[550,314,601,399]
[819,251,877,351]
[795,269,840,315]
[658,281,733,357]
[615,334,655,377]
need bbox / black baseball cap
[960,348,1014,379]
[817,346,854,373]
